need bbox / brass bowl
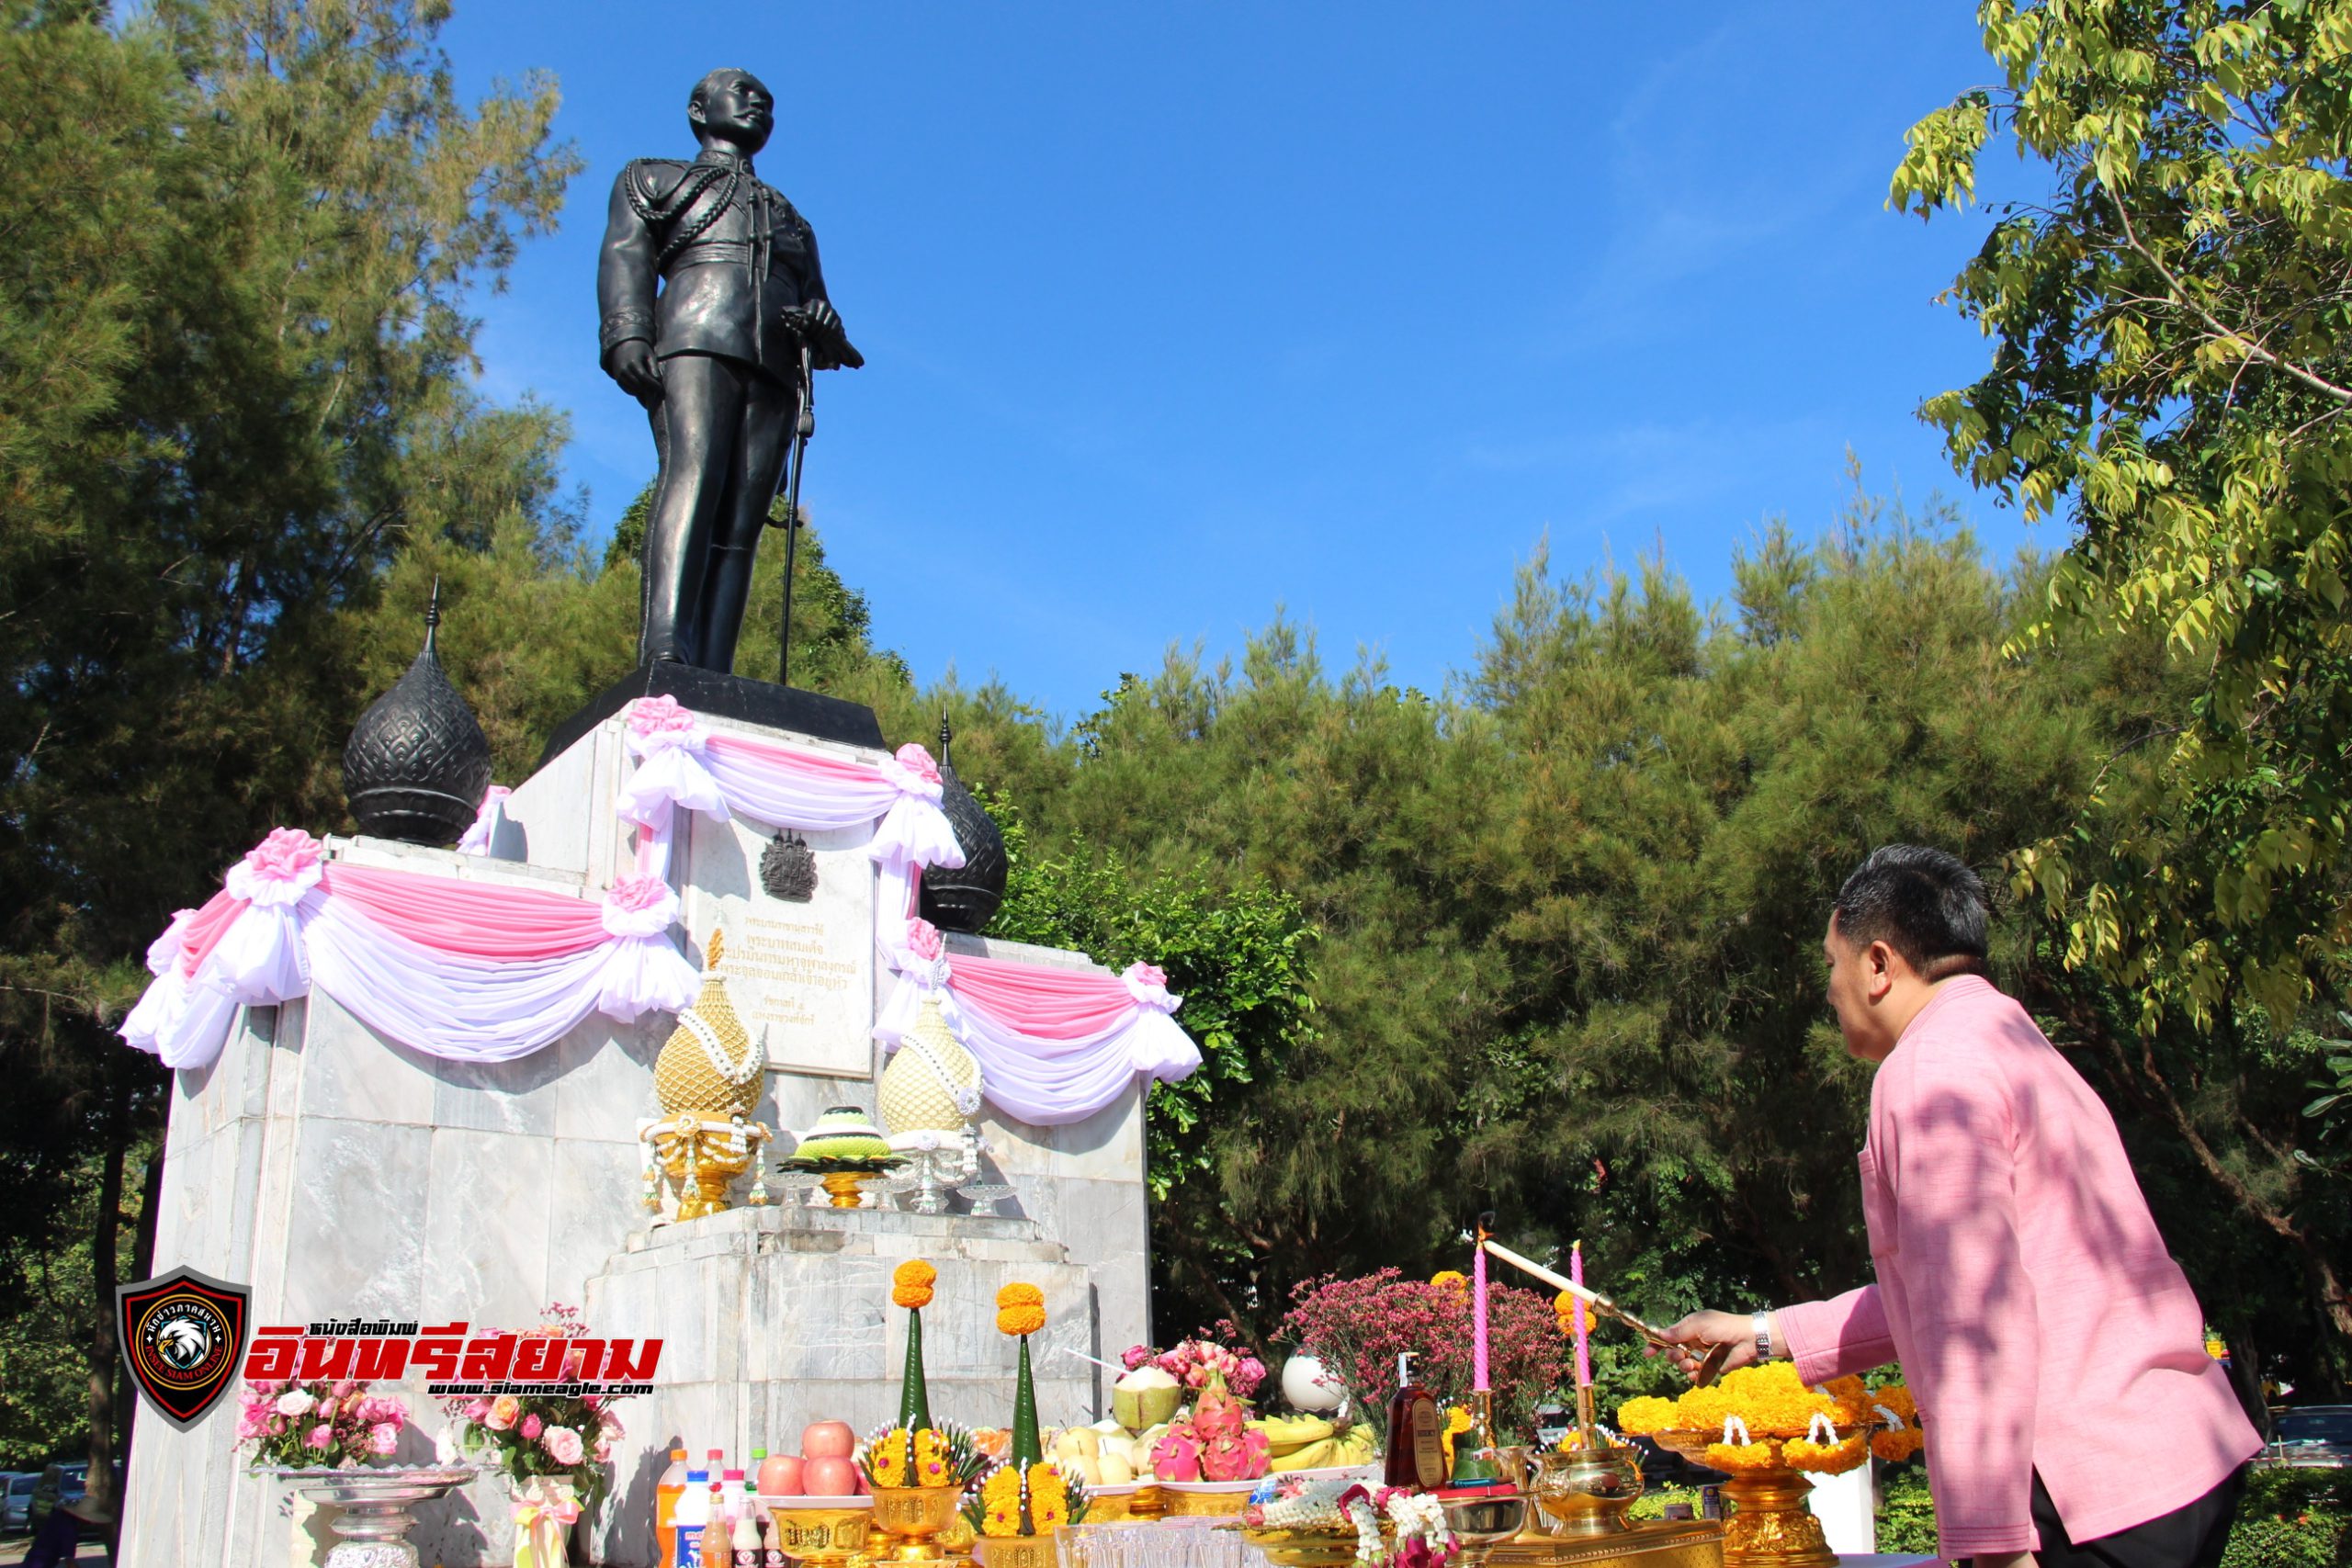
[1526,1450,1643,1538]
[1439,1491,1529,1546]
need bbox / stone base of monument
[582,1205,1102,1566]
[119,701,1149,1568]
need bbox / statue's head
[688,68,774,153]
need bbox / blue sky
[443,2,2033,719]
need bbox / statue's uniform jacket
[595,148,836,384]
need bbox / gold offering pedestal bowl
[759,1495,877,1565]
[639,1113,773,1219]
[872,1483,967,1564]
[1238,1523,1387,1568]
[1497,1449,1645,1539]
[1647,1431,1847,1568]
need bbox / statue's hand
[603,340,663,403]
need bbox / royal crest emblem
[118,1266,250,1429]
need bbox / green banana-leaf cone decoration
[1012,1335,1042,1468]
[899,1307,933,1431]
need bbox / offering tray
[265,1466,479,1568]
[1645,1430,1850,1568]
[758,1493,877,1562]
[1487,1518,1724,1568]
[1237,1524,1381,1568]
[1159,1478,1260,1517]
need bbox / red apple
[804,1456,860,1496]
[756,1453,804,1496]
[803,1421,856,1460]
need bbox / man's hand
[1654,1310,1760,1381]
[604,340,662,403]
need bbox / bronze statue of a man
[597,67,863,671]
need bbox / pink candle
[1473,1234,1490,1392]
[1571,1240,1591,1388]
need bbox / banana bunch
[1260,1414,1377,1472]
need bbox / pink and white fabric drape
[119,829,697,1070]
[876,919,1203,1125]
[612,696,962,919]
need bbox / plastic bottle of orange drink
[655,1447,690,1565]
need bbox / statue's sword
[776,339,815,687]
[1479,1236,1735,1389]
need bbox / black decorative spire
[917,714,1009,934]
[341,581,493,846]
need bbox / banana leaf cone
[1012,1335,1043,1468]
[899,1307,933,1431]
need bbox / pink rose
[1122,1345,1155,1371]
[304,1424,333,1451]
[333,1380,359,1400]
[368,1423,401,1456]
[315,1397,337,1423]
[597,1409,623,1438]
[521,1414,544,1440]
[484,1395,521,1432]
[627,694,699,739]
[267,1416,287,1438]
[464,1398,492,1423]
[277,1390,316,1417]
[243,827,324,885]
[594,1434,615,1464]
[891,743,942,786]
[541,1425,585,1467]
[905,919,944,963]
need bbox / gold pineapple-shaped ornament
[876,996,983,1137]
[645,928,771,1219]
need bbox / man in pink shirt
[1664,846,2259,1568]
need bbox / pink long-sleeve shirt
[1776,976,2258,1559]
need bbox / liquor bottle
[1383,1352,1445,1491]
[761,1512,788,1568]
[673,1467,710,1568]
[656,1448,690,1568]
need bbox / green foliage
[980,787,1317,1336]
[1876,1461,1939,1555]
[1894,0,2352,1357]
[2224,1467,2352,1568]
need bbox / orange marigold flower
[996,1282,1044,1310]
[997,1303,1046,1337]
[893,1259,939,1309]
[1613,1397,1677,1436]
[1430,1270,1469,1295]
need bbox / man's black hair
[1832,845,1989,980]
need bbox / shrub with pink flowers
[439,1304,630,1504]
[236,1377,409,1470]
[1120,1324,1269,1400]
[1283,1269,1572,1444]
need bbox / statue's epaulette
[619,158,693,214]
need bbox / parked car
[0,1471,38,1533]
[2264,1404,2352,1468]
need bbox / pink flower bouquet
[236,1377,409,1471]
[438,1304,629,1506]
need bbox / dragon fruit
[1155,1375,1272,1483]
[1150,1427,1204,1481]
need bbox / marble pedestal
[118,705,1151,1568]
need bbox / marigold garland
[996,1282,1043,1309]
[1028,1464,1071,1530]
[894,1259,938,1310]
[978,1466,1024,1536]
[1783,1434,1869,1474]
[1612,1396,1676,1436]
[1871,1427,1925,1462]
[1431,1270,1469,1295]
[1703,1440,1780,1472]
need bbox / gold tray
[1488,1519,1724,1568]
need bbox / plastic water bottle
[673,1467,710,1567]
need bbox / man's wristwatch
[1753,1311,1773,1362]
